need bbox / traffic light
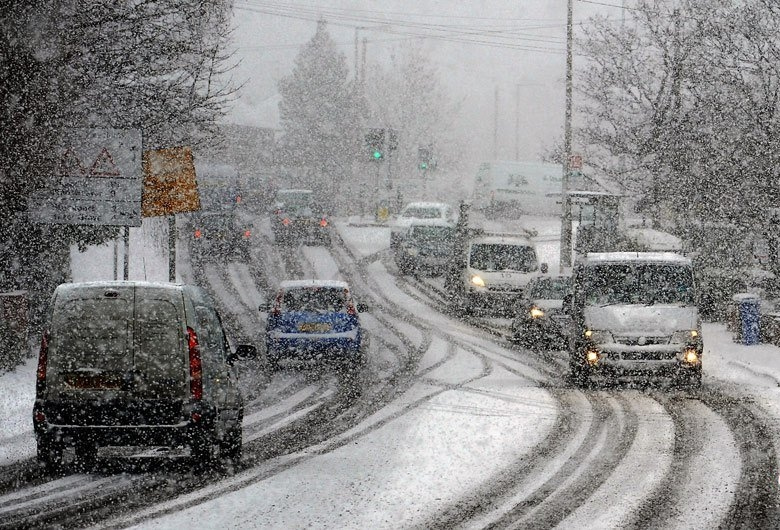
[365,128,385,161]
[418,147,431,170]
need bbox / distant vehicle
[394,220,455,276]
[190,186,252,261]
[566,252,702,388]
[33,281,258,473]
[511,274,571,349]
[271,189,332,246]
[262,280,367,371]
[390,202,454,250]
[447,234,542,316]
[472,160,584,217]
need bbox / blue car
[263,280,367,371]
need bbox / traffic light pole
[559,0,574,271]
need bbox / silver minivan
[33,281,256,472]
[566,252,702,387]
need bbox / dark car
[262,280,367,371]
[511,275,571,349]
[271,189,331,246]
[190,187,251,261]
[394,221,455,276]
[33,281,257,473]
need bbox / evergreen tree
[277,20,365,211]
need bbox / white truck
[472,160,569,216]
[444,205,546,316]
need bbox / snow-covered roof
[407,218,455,228]
[582,252,691,265]
[56,280,183,292]
[402,201,450,210]
[279,279,349,290]
[277,189,313,195]
[469,235,534,246]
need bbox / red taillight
[235,195,242,204]
[282,218,290,226]
[34,410,46,424]
[36,332,49,393]
[271,291,283,316]
[320,218,328,227]
[187,326,203,401]
[346,289,357,315]
[244,229,251,238]
[194,229,202,239]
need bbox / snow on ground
[6,214,780,526]
[132,375,558,529]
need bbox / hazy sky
[228,0,622,166]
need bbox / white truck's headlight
[470,275,485,287]
[530,307,545,319]
[585,329,613,343]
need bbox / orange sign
[142,147,200,217]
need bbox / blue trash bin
[735,293,761,345]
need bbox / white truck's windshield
[584,263,695,306]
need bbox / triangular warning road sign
[59,147,87,176]
[90,147,121,177]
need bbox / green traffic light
[419,162,428,170]
[373,150,382,159]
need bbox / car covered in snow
[390,201,454,250]
[511,274,571,349]
[189,186,252,261]
[271,189,332,246]
[566,252,702,387]
[262,280,367,371]
[394,220,456,275]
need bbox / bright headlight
[530,307,545,319]
[584,329,613,343]
[470,275,485,287]
[671,330,701,345]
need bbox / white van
[447,234,541,315]
[33,281,257,472]
[565,252,702,387]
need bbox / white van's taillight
[187,327,203,401]
[36,331,49,395]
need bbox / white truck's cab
[449,234,542,316]
[565,252,702,388]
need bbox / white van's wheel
[221,413,243,463]
[191,430,219,467]
[75,441,98,472]
[37,439,65,474]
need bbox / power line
[234,3,568,53]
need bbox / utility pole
[354,27,360,83]
[560,0,574,271]
[361,37,367,83]
[493,85,499,160]
[515,83,520,161]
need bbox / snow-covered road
[1,216,779,528]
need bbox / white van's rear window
[53,299,132,370]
